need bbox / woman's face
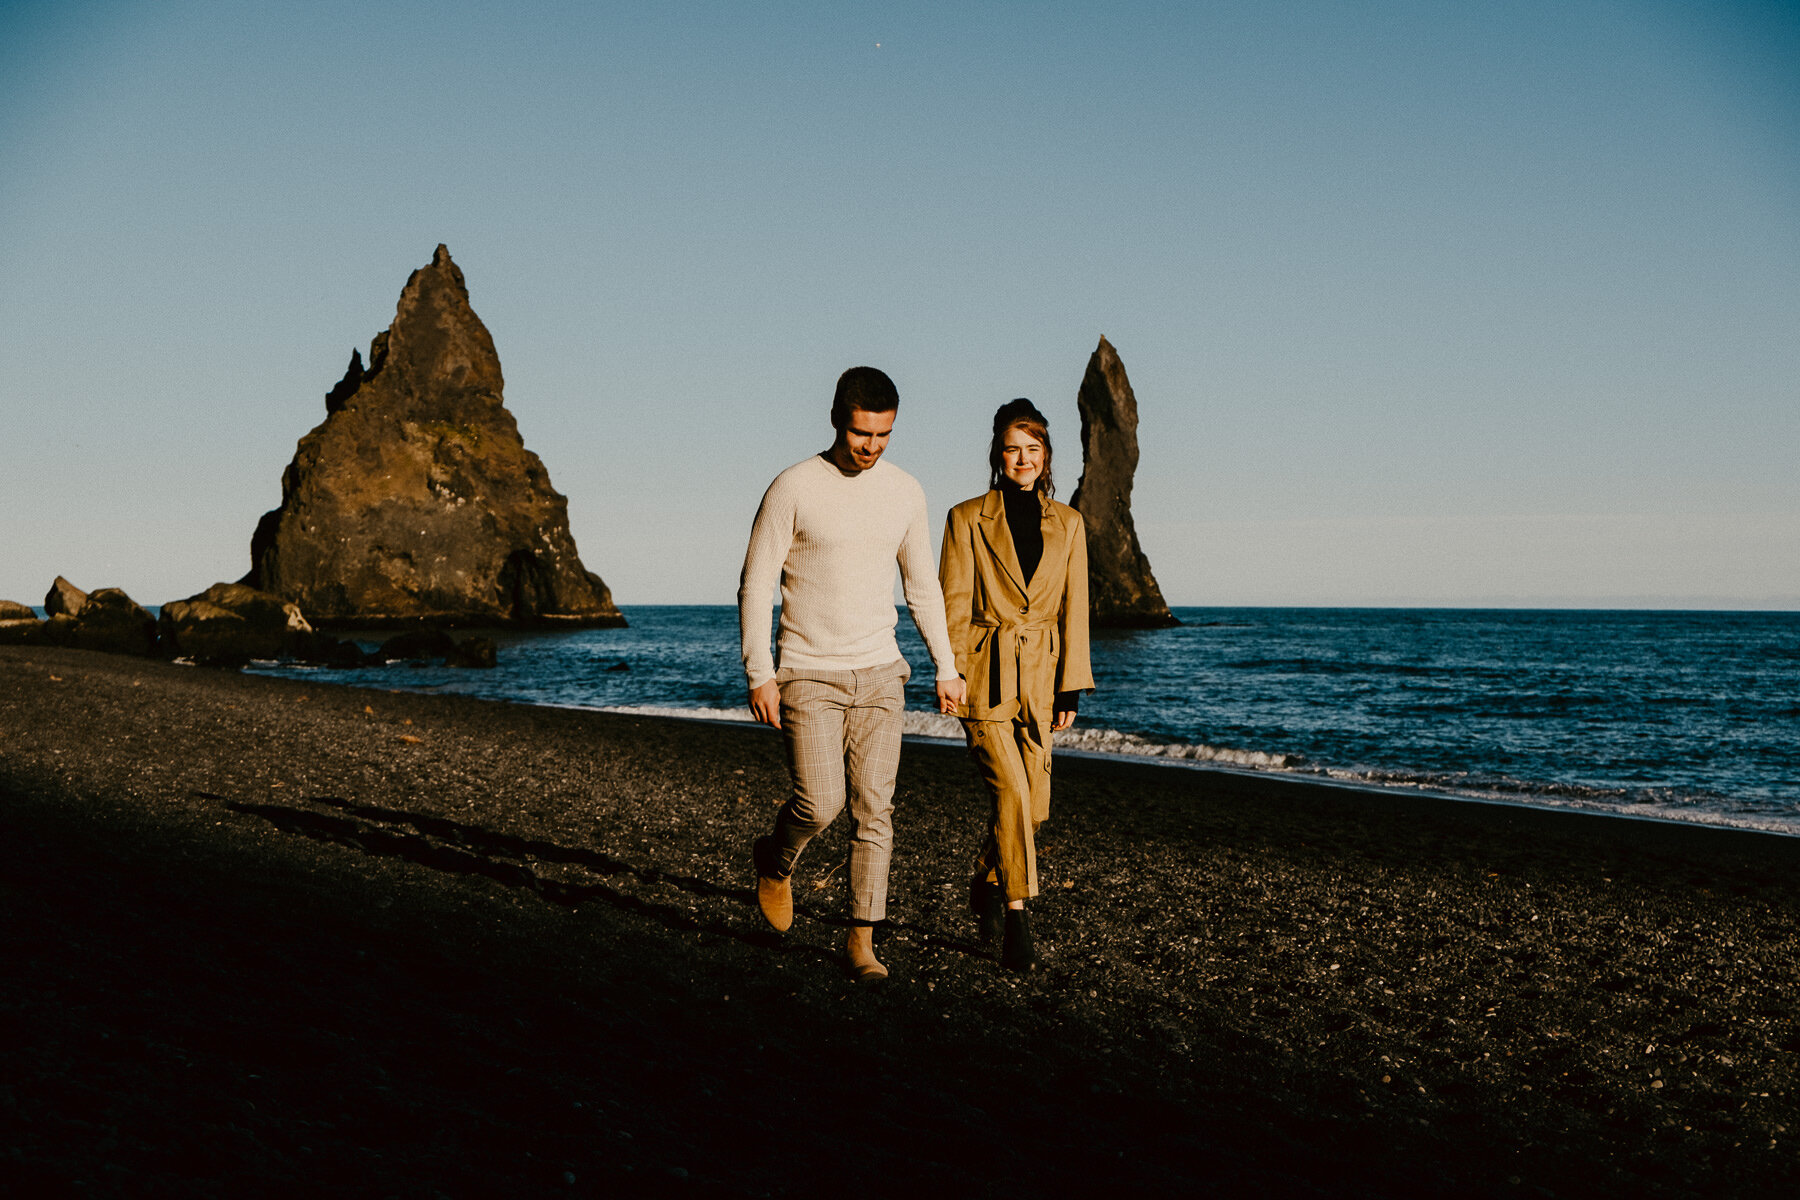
[999,425,1045,490]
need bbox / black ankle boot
[970,877,1005,946]
[1001,907,1037,972]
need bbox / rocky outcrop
[158,582,318,665]
[245,245,625,629]
[44,576,87,618]
[43,587,157,656]
[1069,337,1178,629]
[0,600,44,646]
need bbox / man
[739,365,966,982]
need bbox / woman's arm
[1056,510,1095,695]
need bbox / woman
[938,398,1093,971]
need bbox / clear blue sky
[3,0,1796,608]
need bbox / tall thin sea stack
[246,245,625,628]
[1069,336,1178,629]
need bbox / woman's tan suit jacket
[939,489,1095,723]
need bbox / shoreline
[5,644,1799,1196]
[231,601,1800,835]
[526,701,1800,841]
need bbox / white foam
[1051,725,1295,767]
[600,704,760,725]
[589,703,1800,836]
[595,705,1291,766]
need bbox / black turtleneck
[999,482,1080,715]
[1000,482,1043,584]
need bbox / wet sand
[2,644,1797,1197]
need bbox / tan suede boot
[753,836,792,932]
[758,876,792,932]
[845,925,888,984]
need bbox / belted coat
[939,489,1095,722]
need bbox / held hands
[932,677,1070,725]
[757,678,969,724]
[748,680,782,729]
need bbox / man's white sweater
[739,454,957,690]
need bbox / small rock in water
[446,635,497,669]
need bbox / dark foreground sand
[2,645,1797,1198]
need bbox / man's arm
[936,508,976,716]
[897,486,964,713]
[738,478,797,728]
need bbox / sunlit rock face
[246,245,625,629]
[158,582,315,664]
[47,587,157,655]
[1069,336,1178,629]
[44,576,87,618]
[0,599,44,646]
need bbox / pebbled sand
[2,644,1797,1198]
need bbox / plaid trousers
[767,660,909,922]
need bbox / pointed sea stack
[246,246,625,628]
[1069,336,1179,629]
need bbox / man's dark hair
[831,366,899,429]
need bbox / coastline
[4,644,1797,1196]
[591,704,1800,840]
[232,602,1800,839]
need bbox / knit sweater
[739,454,958,690]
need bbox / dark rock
[157,582,315,666]
[324,349,364,414]
[56,588,157,656]
[1069,336,1179,629]
[370,628,496,668]
[44,576,88,618]
[445,636,497,669]
[377,629,459,663]
[293,632,372,668]
[0,602,46,645]
[244,245,626,630]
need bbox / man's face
[830,406,897,473]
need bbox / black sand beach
[3,644,1797,1197]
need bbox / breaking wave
[595,704,1295,767]
[590,703,1800,836]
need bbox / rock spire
[246,245,624,627]
[1069,336,1178,629]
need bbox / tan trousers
[768,660,908,923]
[963,684,1053,903]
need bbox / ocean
[247,606,1800,837]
